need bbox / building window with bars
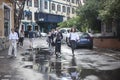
[34,0,39,7]
[44,1,48,9]
[27,0,32,7]
[67,7,70,14]
[67,0,70,2]
[57,4,61,12]
[72,0,75,3]
[72,7,75,14]
[52,3,55,11]
[62,6,66,12]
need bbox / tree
[58,17,81,30]
[77,0,101,32]
[98,0,120,21]
[9,0,26,31]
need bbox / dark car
[67,33,93,49]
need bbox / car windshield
[80,33,90,38]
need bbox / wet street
[0,38,120,80]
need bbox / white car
[59,28,71,42]
[59,28,81,43]
[41,32,47,37]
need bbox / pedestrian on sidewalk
[8,28,19,58]
[54,28,63,57]
[28,28,34,49]
[19,29,24,46]
[69,27,79,55]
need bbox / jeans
[70,40,76,55]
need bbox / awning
[35,12,63,23]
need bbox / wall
[0,0,14,50]
[93,38,120,49]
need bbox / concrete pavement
[0,38,49,80]
[0,37,120,80]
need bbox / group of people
[47,27,79,57]
[8,26,79,58]
[46,28,63,57]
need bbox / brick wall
[93,38,120,49]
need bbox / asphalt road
[0,37,120,80]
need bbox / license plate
[80,39,88,41]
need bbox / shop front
[35,12,63,33]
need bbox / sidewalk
[0,38,48,80]
[0,38,120,80]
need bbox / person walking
[69,27,79,55]
[55,28,63,57]
[8,28,19,58]
[28,28,34,49]
[19,29,24,46]
[47,31,54,54]
[47,29,55,54]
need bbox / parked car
[67,32,93,49]
[41,32,47,37]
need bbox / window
[44,1,48,9]
[72,8,75,14]
[67,0,70,2]
[22,12,24,19]
[67,7,70,14]
[4,6,10,37]
[52,3,55,10]
[76,0,80,4]
[34,0,39,7]
[25,10,32,20]
[57,5,61,11]
[72,0,74,3]
[27,0,32,6]
[62,6,66,12]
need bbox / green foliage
[77,0,100,32]
[59,0,120,32]
[58,17,80,28]
[99,0,120,20]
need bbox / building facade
[20,0,80,33]
[0,0,14,50]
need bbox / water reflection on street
[22,48,120,80]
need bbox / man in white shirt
[8,28,19,58]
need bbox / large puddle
[22,48,120,80]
